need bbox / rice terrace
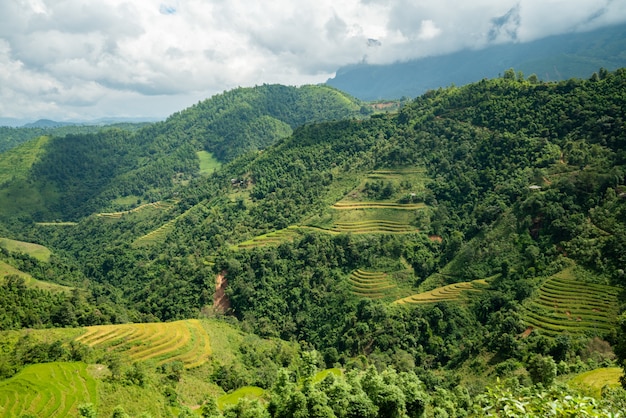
[0,362,96,418]
[348,269,399,299]
[522,267,620,337]
[394,280,488,305]
[76,319,211,368]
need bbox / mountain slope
[0,85,363,222]
[2,71,626,415]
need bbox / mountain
[0,84,364,222]
[22,119,77,128]
[327,23,626,100]
[1,72,626,415]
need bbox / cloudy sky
[1,0,625,122]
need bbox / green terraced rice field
[76,319,211,368]
[393,280,486,305]
[522,268,619,337]
[0,362,96,418]
[98,200,175,220]
[217,386,265,410]
[332,201,426,210]
[234,226,301,249]
[569,367,623,398]
[132,202,197,247]
[348,269,400,299]
[329,220,418,234]
[133,220,176,247]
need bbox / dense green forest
[0,123,151,154]
[1,71,626,415]
[0,85,364,222]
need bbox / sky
[1,0,625,122]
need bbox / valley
[1,72,626,416]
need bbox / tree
[77,403,97,418]
[201,397,222,418]
[527,354,557,387]
[616,313,626,389]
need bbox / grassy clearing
[569,367,623,398]
[0,237,52,262]
[76,319,212,368]
[197,150,222,174]
[393,279,487,305]
[334,168,428,203]
[0,136,49,184]
[0,260,72,293]
[0,362,96,418]
[0,136,60,218]
[312,368,342,384]
[217,386,265,410]
[521,267,619,337]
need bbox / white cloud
[417,20,442,40]
[0,0,625,121]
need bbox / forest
[0,71,626,416]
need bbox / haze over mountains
[327,23,626,100]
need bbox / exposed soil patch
[428,235,443,243]
[214,271,231,314]
[520,327,533,338]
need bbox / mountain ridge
[327,22,626,100]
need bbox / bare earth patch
[214,271,231,313]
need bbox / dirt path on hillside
[213,271,231,313]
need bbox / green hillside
[0,85,363,222]
[0,237,52,262]
[0,123,150,154]
[0,362,97,417]
[1,71,626,415]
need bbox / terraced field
[133,220,176,247]
[0,362,96,418]
[76,319,211,368]
[329,219,418,234]
[348,269,399,299]
[522,268,619,336]
[569,367,623,398]
[132,203,200,247]
[332,201,426,210]
[234,226,302,249]
[98,200,175,220]
[393,280,487,305]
